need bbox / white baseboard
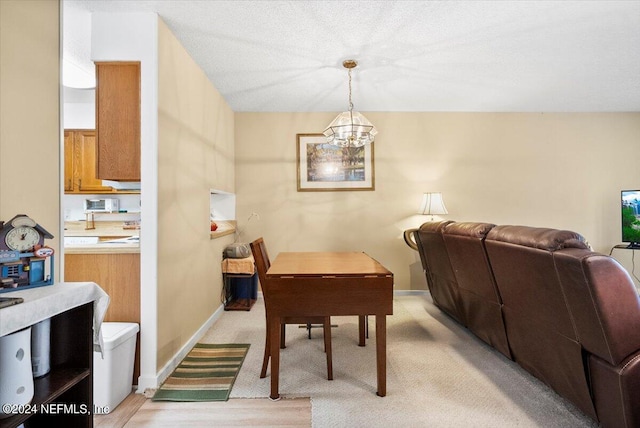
[258,290,429,299]
[136,302,226,393]
[257,289,428,297]
[137,375,158,394]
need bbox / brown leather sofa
[413,221,640,428]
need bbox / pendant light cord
[348,67,354,135]
[348,67,354,112]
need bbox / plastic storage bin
[0,327,33,419]
[93,322,139,413]
[230,273,258,300]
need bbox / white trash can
[93,322,139,413]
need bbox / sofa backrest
[485,225,589,334]
[554,248,640,366]
[414,221,465,324]
[484,225,596,418]
[442,222,511,358]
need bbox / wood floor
[94,391,312,427]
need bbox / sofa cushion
[554,248,640,365]
[444,221,495,239]
[485,225,596,418]
[415,221,465,324]
[589,351,640,428]
[486,225,589,251]
[442,222,512,359]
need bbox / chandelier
[323,60,377,148]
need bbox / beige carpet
[201,295,597,428]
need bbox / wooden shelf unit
[223,271,258,312]
[0,302,93,428]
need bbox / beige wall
[0,0,60,278]
[156,21,235,368]
[235,112,640,290]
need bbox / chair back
[250,237,271,292]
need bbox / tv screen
[622,190,640,248]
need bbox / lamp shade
[419,192,448,215]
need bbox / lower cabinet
[65,253,141,383]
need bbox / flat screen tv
[622,190,640,249]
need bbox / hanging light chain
[348,66,355,141]
[348,66,354,113]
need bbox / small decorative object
[297,133,374,192]
[0,214,55,293]
[323,59,377,148]
[224,243,251,259]
[123,220,140,230]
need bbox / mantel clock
[0,214,55,293]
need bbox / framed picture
[296,134,375,192]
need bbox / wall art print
[296,133,375,192]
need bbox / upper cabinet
[65,130,115,194]
[95,62,141,181]
[64,131,75,192]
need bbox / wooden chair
[250,237,333,380]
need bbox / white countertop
[64,243,140,254]
[64,221,140,254]
[64,221,139,237]
[0,282,109,350]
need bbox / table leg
[358,315,366,346]
[375,315,386,397]
[268,314,281,400]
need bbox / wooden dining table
[265,251,394,399]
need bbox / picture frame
[296,134,375,192]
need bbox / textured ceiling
[63,0,640,112]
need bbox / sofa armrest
[590,351,640,428]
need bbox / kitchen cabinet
[63,131,75,192]
[95,62,141,181]
[65,253,140,382]
[65,130,114,193]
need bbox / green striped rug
[152,343,250,402]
